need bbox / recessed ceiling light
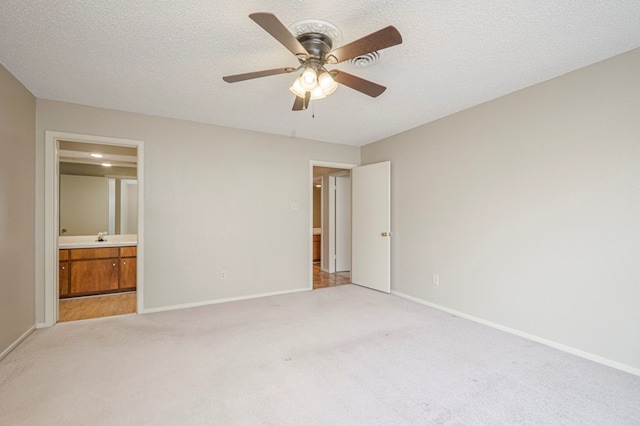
[90,153,104,158]
[101,163,112,167]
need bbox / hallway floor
[313,263,351,289]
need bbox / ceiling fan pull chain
[312,102,315,119]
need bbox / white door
[335,175,351,272]
[351,161,391,293]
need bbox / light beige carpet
[1,285,639,425]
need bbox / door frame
[331,172,351,273]
[43,131,144,327]
[309,161,356,289]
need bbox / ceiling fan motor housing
[296,32,334,61]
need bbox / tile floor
[313,263,351,289]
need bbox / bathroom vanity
[58,236,137,298]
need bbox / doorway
[57,141,138,321]
[44,131,144,326]
[311,162,355,289]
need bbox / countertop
[59,234,137,249]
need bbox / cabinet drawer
[120,246,137,257]
[70,247,119,260]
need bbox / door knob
[381,232,391,237]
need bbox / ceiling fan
[222,12,403,111]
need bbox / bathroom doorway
[57,141,139,321]
[44,131,144,326]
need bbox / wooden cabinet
[119,246,137,290]
[313,235,321,262]
[60,246,137,298]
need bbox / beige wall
[35,100,360,317]
[0,65,36,356]
[362,48,640,371]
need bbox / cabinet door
[119,257,137,290]
[70,259,119,295]
[59,262,70,296]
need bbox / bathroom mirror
[58,141,138,236]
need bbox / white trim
[328,175,336,273]
[309,161,357,290]
[44,131,144,327]
[0,326,35,361]
[142,288,310,314]
[391,290,640,377]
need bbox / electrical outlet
[220,270,227,280]
[432,273,439,286]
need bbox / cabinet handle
[113,263,116,267]
[61,266,65,270]
[123,261,126,265]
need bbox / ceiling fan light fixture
[300,67,318,90]
[318,71,338,93]
[289,77,329,100]
[311,86,326,100]
[289,77,306,98]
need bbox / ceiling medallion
[288,19,343,48]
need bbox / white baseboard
[142,288,310,314]
[0,325,36,361]
[391,290,640,377]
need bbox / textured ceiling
[1,1,639,146]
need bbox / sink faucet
[97,232,108,242]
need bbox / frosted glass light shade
[318,71,338,95]
[300,68,317,90]
[290,77,306,98]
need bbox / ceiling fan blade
[304,91,311,109]
[292,92,311,111]
[249,12,309,59]
[223,67,296,83]
[331,70,387,98]
[292,96,305,111]
[326,26,402,64]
